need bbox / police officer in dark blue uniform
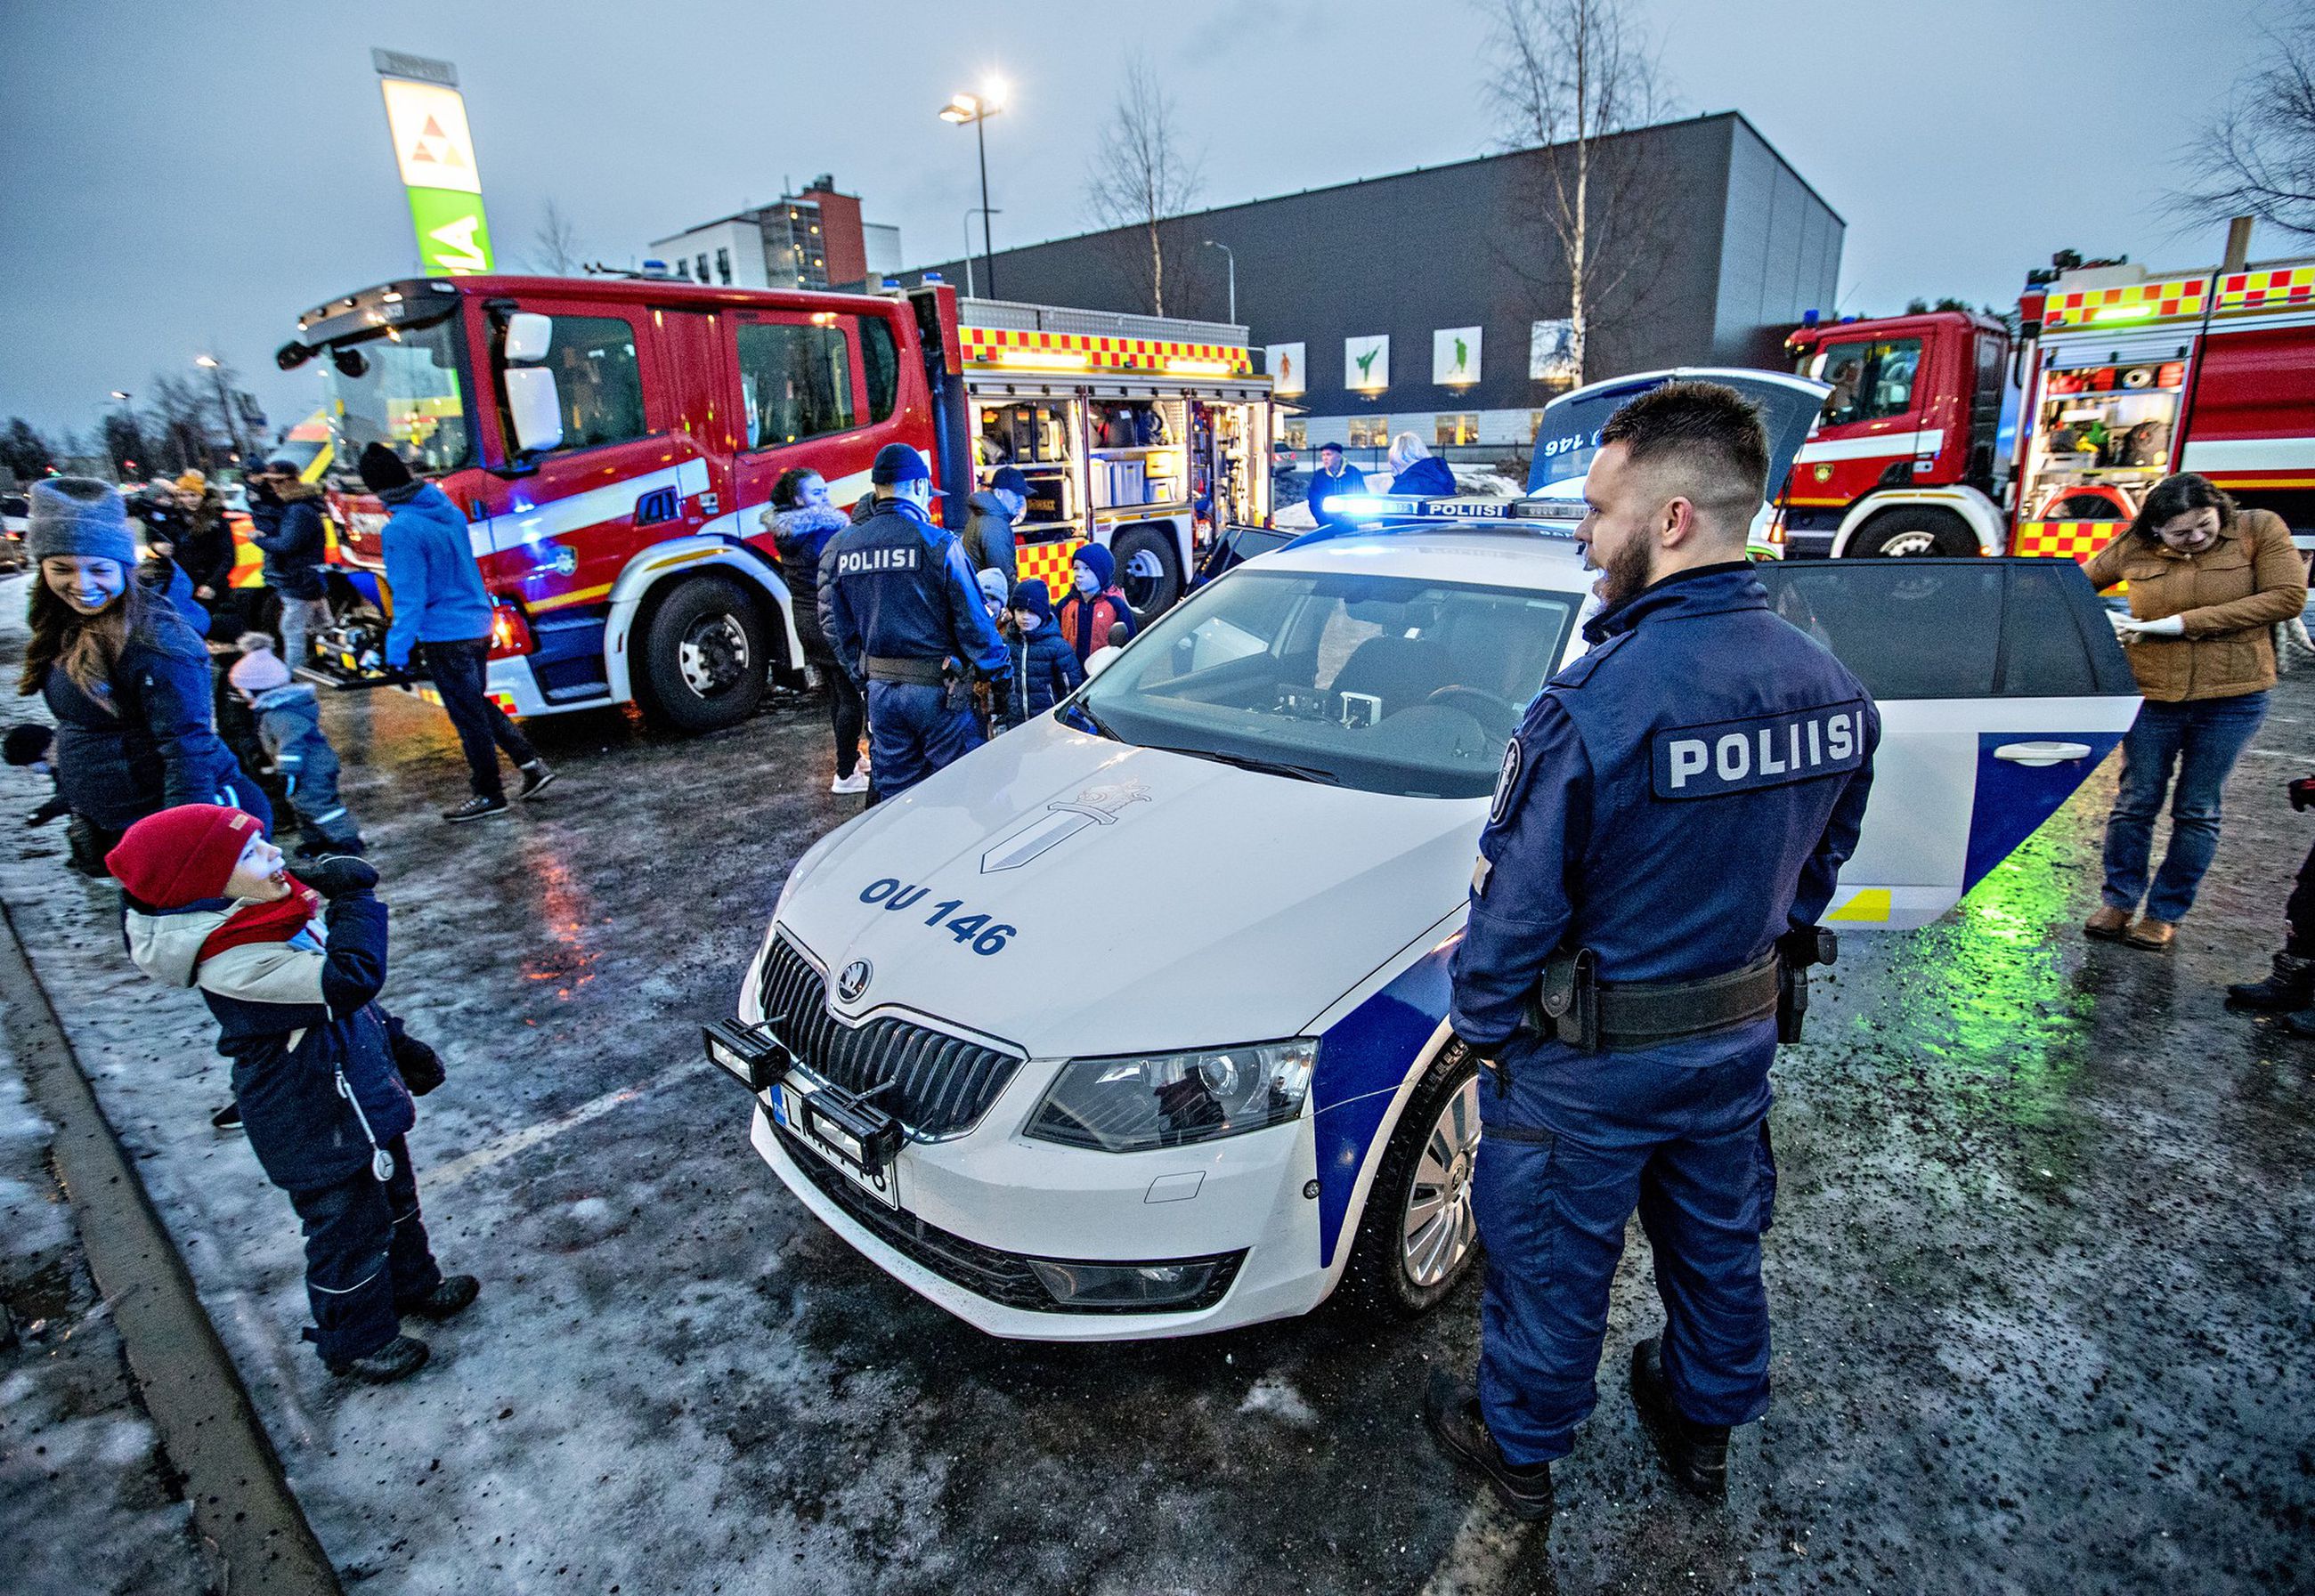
[1424,382,1880,1521]
[825,443,1011,800]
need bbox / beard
[1590,536,1654,612]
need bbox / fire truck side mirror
[504,368,565,456]
[502,312,555,363]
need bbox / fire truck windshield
[317,319,474,478]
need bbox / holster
[1535,946,1601,1051]
[1775,928,1840,1044]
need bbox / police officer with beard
[1424,382,1880,1521]
[826,444,1010,800]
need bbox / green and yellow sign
[373,51,493,276]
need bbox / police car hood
[772,714,1482,1057]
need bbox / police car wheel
[1110,527,1182,623]
[1341,1048,1482,1317]
[640,576,768,733]
[1851,508,1976,559]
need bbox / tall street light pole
[963,207,1003,297]
[109,392,135,480]
[939,86,1005,300]
[193,354,245,466]
[1203,240,1237,326]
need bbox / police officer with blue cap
[1424,382,1880,1521]
[826,443,1011,800]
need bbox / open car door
[1750,557,2140,930]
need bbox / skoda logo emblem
[836,960,873,1003]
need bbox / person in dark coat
[1056,542,1138,667]
[16,478,271,862]
[1387,433,1457,497]
[760,467,868,794]
[169,471,238,611]
[111,806,475,1383]
[230,637,365,858]
[995,579,1084,730]
[1306,442,1365,523]
[961,466,1028,590]
[249,458,331,667]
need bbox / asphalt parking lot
[4,580,2311,1595]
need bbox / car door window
[1754,563,2002,697]
[860,317,900,423]
[737,320,857,450]
[1805,338,1923,427]
[540,314,649,450]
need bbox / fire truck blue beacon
[703,369,2142,1351]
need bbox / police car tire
[1110,527,1182,623]
[1849,508,1977,559]
[639,576,768,733]
[1339,1046,1482,1319]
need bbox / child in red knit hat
[109,805,474,1383]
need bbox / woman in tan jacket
[2081,474,2308,949]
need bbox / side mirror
[502,312,555,364]
[504,367,565,455]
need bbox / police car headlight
[1024,1040,1317,1153]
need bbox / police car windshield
[1529,388,1629,491]
[1077,570,1579,799]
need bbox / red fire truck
[1778,250,2315,566]
[276,275,1269,731]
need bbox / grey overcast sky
[0,0,2273,441]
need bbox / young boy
[995,579,1084,730]
[229,636,365,861]
[1056,543,1137,668]
[110,805,473,1383]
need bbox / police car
[705,372,2142,1341]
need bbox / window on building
[674,260,692,280]
[1435,413,1478,447]
[1528,412,1545,442]
[736,320,857,449]
[1282,419,1309,449]
[535,315,649,450]
[715,248,732,285]
[696,254,710,284]
[860,317,899,422]
[1800,338,1924,427]
[1346,415,1390,449]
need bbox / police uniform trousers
[1474,1017,1779,1465]
[285,1135,443,1368]
[866,679,983,798]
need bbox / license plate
[772,1080,900,1209]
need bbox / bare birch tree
[1085,55,1206,317]
[1479,0,1671,381]
[530,197,585,276]
[2168,6,2315,239]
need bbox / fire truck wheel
[1849,508,1978,559]
[640,576,768,733]
[1338,1043,1482,1319]
[1110,526,1183,623]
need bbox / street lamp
[108,392,135,480]
[962,207,1003,296]
[939,85,1004,300]
[193,353,246,466]
[1203,240,1237,326]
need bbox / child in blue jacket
[111,805,474,1383]
[995,579,1084,730]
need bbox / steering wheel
[1424,685,1519,737]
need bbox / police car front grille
[757,936,1021,1137]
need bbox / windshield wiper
[1060,701,1120,741]
[1153,745,1342,785]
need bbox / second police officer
[825,443,1011,801]
[1424,383,1880,1520]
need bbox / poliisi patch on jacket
[1651,701,1868,799]
[834,546,922,577]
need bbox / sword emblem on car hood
[979,782,1152,874]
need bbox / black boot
[1629,1339,1730,1501]
[1423,1370,1556,1522]
[516,760,556,800]
[330,1333,430,1384]
[2285,1006,2315,1041]
[398,1275,480,1322]
[2227,952,2315,1013]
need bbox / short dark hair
[1598,381,1771,533]
[2127,472,2234,547]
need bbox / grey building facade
[903,112,1840,450]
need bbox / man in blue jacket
[1305,442,1364,524]
[825,443,1010,800]
[360,444,554,822]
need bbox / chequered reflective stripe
[958,324,1253,376]
[230,524,265,589]
[2010,520,2120,561]
[2041,264,2315,328]
[1011,538,1087,597]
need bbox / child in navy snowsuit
[229,636,365,859]
[996,579,1084,730]
[110,805,474,1382]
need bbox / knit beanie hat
[1073,542,1117,590]
[229,636,292,694]
[27,477,137,567]
[357,442,414,493]
[871,442,930,485]
[1012,578,1055,626]
[976,568,1010,609]
[105,805,264,908]
[175,470,207,493]
[3,724,53,766]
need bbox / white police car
[705,373,2142,1341]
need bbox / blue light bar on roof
[1320,493,1581,526]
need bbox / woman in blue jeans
[2079,475,2308,949]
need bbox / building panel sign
[1434,326,1482,386]
[1530,319,1579,384]
[1346,334,1390,393]
[1266,342,1306,396]
[376,55,493,277]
